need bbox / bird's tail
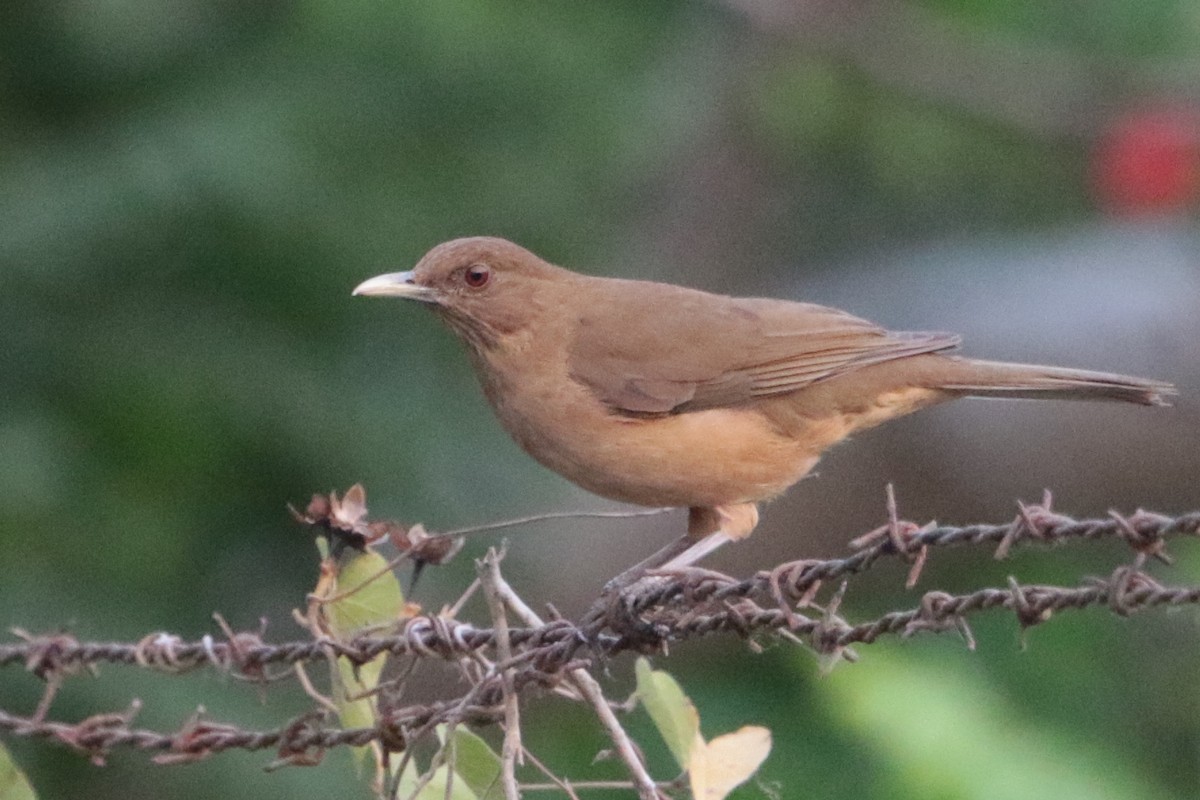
[938,357,1176,407]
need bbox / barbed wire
[3,504,1196,675]
[3,503,1199,772]
[2,573,1197,766]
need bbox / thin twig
[522,780,670,791]
[491,572,585,704]
[292,663,340,715]
[445,577,482,619]
[521,746,584,800]
[569,669,661,800]
[479,549,522,800]
[491,567,661,799]
[437,508,673,538]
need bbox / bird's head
[353,237,568,348]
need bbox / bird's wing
[566,281,960,415]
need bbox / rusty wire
[3,505,1197,674]
[2,505,1199,766]
[4,574,1198,765]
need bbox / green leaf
[325,549,404,759]
[418,767,480,800]
[326,549,404,637]
[447,727,504,800]
[0,744,37,800]
[336,657,383,733]
[397,755,480,800]
[635,656,701,770]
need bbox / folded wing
[566,280,960,415]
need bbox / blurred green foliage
[2,1,1199,798]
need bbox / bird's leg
[582,503,759,628]
[602,504,758,591]
[657,504,760,570]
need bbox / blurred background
[2,0,1199,797]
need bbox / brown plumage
[354,237,1174,566]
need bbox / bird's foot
[580,525,744,636]
[583,563,738,641]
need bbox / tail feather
[939,358,1176,407]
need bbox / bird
[353,237,1174,571]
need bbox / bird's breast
[470,345,822,508]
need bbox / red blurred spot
[1092,106,1200,215]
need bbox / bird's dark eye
[463,264,491,289]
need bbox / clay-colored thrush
[354,237,1173,568]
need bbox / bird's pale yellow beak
[352,271,438,302]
